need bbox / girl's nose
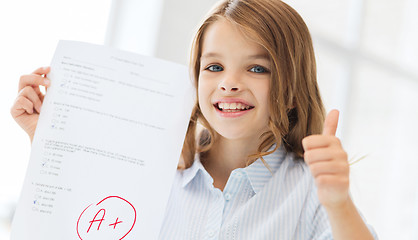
[219,74,241,92]
[220,85,239,92]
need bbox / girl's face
[198,18,271,142]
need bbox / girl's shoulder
[283,151,312,176]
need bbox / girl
[11,0,377,239]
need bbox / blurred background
[0,0,417,239]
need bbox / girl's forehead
[201,19,268,57]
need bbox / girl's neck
[201,135,261,190]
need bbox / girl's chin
[213,127,258,142]
[208,122,270,144]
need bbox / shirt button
[208,230,215,237]
[235,172,242,178]
[224,193,231,201]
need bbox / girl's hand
[10,66,51,142]
[302,110,350,210]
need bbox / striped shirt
[158,145,377,239]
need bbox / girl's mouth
[214,102,254,112]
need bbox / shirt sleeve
[310,203,333,240]
[309,189,379,239]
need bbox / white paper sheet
[11,40,194,240]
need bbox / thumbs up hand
[302,109,350,209]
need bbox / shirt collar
[181,144,287,191]
[244,144,287,193]
[181,154,210,188]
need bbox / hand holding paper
[10,66,51,142]
[11,41,194,240]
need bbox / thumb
[322,109,339,136]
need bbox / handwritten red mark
[87,209,106,232]
[77,196,136,240]
[109,217,123,229]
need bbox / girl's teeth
[218,102,251,110]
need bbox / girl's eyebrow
[247,53,270,60]
[201,52,222,60]
[201,52,269,60]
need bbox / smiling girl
[11,0,377,239]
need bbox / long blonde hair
[180,0,325,169]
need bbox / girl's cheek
[197,85,207,110]
[197,79,210,98]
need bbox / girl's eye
[249,65,268,73]
[206,65,223,72]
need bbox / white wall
[105,0,219,64]
[104,0,165,55]
[153,0,219,64]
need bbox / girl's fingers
[33,85,42,95]
[315,175,349,192]
[322,109,339,136]
[35,66,51,93]
[18,86,42,113]
[32,84,47,101]
[19,74,51,92]
[302,135,341,151]
[308,161,349,178]
[39,90,45,102]
[11,95,35,117]
[304,148,332,163]
[304,147,347,164]
[32,66,50,75]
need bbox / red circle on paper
[76,196,137,240]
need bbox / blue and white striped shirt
[159,146,377,239]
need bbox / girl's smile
[213,98,255,117]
